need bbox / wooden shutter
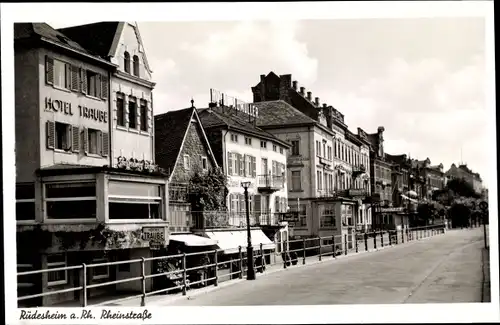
[240,154,245,176]
[252,156,256,177]
[83,128,89,154]
[80,69,87,94]
[101,132,109,157]
[46,121,55,149]
[70,65,79,91]
[253,195,261,213]
[72,126,80,153]
[239,194,245,213]
[101,74,108,99]
[228,152,233,175]
[275,196,280,213]
[45,56,54,85]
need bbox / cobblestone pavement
[155,228,485,305]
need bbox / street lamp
[241,181,256,280]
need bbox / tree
[187,167,228,212]
[448,203,471,228]
[445,178,480,199]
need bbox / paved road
[163,228,485,305]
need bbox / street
[161,228,487,305]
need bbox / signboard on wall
[380,207,404,213]
[142,227,166,249]
[280,212,299,222]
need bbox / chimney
[300,87,305,95]
[307,91,312,101]
[292,80,298,91]
[315,97,320,106]
[323,103,327,108]
[259,74,266,101]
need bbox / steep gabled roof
[58,22,122,59]
[155,107,218,181]
[198,106,291,148]
[15,23,115,67]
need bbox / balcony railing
[257,175,285,191]
[190,211,284,229]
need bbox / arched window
[133,55,140,77]
[124,52,130,73]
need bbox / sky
[49,17,491,186]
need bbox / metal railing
[190,211,284,229]
[257,175,285,190]
[17,224,449,307]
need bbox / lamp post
[241,181,256,280]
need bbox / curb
[136,232,447,306]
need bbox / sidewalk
[482,247,491,302]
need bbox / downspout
[108,70,113,167]
[151,91,155,164]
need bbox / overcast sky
[49,17,490,186]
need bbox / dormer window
[133,55,140,77]
[124,52,130,73]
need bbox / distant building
[251,72,372,253]
[411,158,445,200]
[385,153,414,230]
[445,163,483,195]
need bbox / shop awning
[205,229,275,254]
[169,234,218,247]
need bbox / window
[86,70,101,98]
[291,171,301,191]
[334,140,338,158]
[260,141,267,149]
[280,147,284,154]
[273,145,277,152]
[245,155,256,177]
[91,257,109,280]
[45,182,97,219]
[116,95,125,127]
[140,100,148,132]
[231,134,238,143]
[128,97,137,129]
[245,137,252,146]
[52,59,69,89]
[133,55,140,77]
[87,128,101,155]
[290,203,307,227]
[202,156,208,170]
[124,51,130,73]
[323,141,326,158]
[54,122,72,151]
[317,171,323,190]
[108,181,163,220]
[316,141,321,156]
[16,183,35,221]
[328,146,332,160]
[320,205,335,228]
[184,155,190,170]
[291,140,300,156]
[47,253,67,286]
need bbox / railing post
[238,246,243,279]
[214,249,218,287]
[373,232,377,250]
[403,228,406,243]
[389,231,392,246]
[182,253,187,296]
[332,235,336,258]
[381,231,384,247]
[302,238,306,264]
[283,241,288,269]
[82,263,87,307]
[355,233,359,253]
[260,243,264,273]
[364,233,368,251]
[141,257,146,306]
[318,236,322,261]
[395,229,399,245]
[344,234,348,255]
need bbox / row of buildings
[14,22,484,306]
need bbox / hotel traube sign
[45,97,108,123]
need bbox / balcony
[317,189,337,198]
[190,211,282,230]
[352,164,367,178]
[319,157,332,167]
[257,174,285,193]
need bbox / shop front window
[108,181,163,220]
[45,182,96,219]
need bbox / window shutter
[254,195,261,213]
[45,56,54,85]
[95,74,102,98]
[240,154,245,176]
[46,121,55,149]
[275,196,279,213]
[228,152,233,175]
[70,65,79,91]
[83,128,89,154]
[252,156,256,177]
[239,194,245,213]
[101,132,109,157]
[101,74,108,99]
[65,125,73,150]
[72,125,79,152]
[80,69,87,94]
[65,64,72,89]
